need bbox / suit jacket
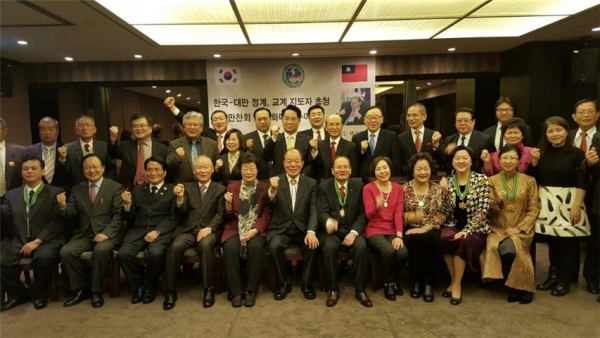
[339,101,369,125]
[173,181,225,238]
[483,124,535,147]
[166,136,219,184]
[266,174,318,241]
[1,184,65,246]
[262,133,313,177]
[63,139,117,188]
[398,128,439,176]
[173,112,218,142]
[351,129,402,182]
[213,152,242,186]
[122,183,179,243]
[299,128,330,143]
[312,138,358,180]
[244,130,271,180]
[108,139,168,189]
[443,172,491,235]
[25,142,68,188]
[62,179,125,243]
[440,130,495,173]
[317,178,366,236]
[4,143,27,193]
[222,181,271,243]
[584,131,599,214]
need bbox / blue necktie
[369,133,376,155]
[190,141,198,164]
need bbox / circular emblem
[282,64,305,88]
[223,71,233,81]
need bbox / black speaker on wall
[571,47,598,83]
[0,59,14,98]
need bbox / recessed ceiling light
[592,27,600,32]
[152,86,157,88]
[426,82,432,85]
[213,53,222,58]
[186,97,191,100]
[291,52,300,57]
[369,50,377,55]
[197,101,201,104]
[176,93,182,97]
[17,40,28,45]
[64,57,74,62]
[376,81,404,86]
[447,47,456,52]
[573,50,579,53]
[416,86,421,89]
[134,54,143,59]
[166,89,171,93]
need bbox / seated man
[58,154,125,308]
[318,156,371,307]
[267,149,319,301]
[118,157,179,305]
[1,156,65,311]
[164,155,225,310]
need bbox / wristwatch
[34,238,42,245]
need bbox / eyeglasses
[131,124,149,130]
[455,119,472,124]
[365,115,382,121]
[576,110,597,116]
[496,108,514,113]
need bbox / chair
[265,244,304,291]
[17,258,60,301]
[157,247,226,295]
[79,251,119,298]
[317,250,351,292]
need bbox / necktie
[200,184,207,196]
[287,136,294,150]
[44,147,55,184]
[262,134,268,148]
[414,130,422,153]
[330,141,336,160]
[89,183,97,204]
[190,140,198,164]
[28,189,35,206]
[369,134,376,155]
[580,131,588,151]
[460,136,466,146]
[217,134,223,153]
[0,146,6,196]
[290,179,297,211]
[151,186,158,198]
[84,143,91,154]
[135,142,145,186]
[340,185,345,201]
[317,130,322,142]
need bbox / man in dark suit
[570,98,598,152]
[244,107,272,180]
[166,111,219,184]
[299,104,328,142]
[58,154,125,308]
[337,93,368,125]
[267,148,319,301]
[108,114,168,191]
[483,97,534,148]
[398,103,442,176]
[352,106,402,182]
[318,156,371,307]
[312,114,358,180]
[59,115,116,189]
[0,118,27,199]
[1,156,65,311]
[263,105,315,177]
[440,107,495,173]
[118,157,179,305]
[25,117,68,189]
[164,155,225,310]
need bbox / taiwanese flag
[341,64,367,82]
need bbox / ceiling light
[186,97,191,100]
[247,22,346,44]
[593,27,600,32]
[17,40,28,45]
[374,86,393,95]
[447,47,456,52]
[134,54,143,59]
[291,52,300,57]
[197,101,201,104]
[176,93,182,97]
[376,81,405,86]
[152,86,157,88]
[436,16,565,39]
[416,86,421,89]
[213,53,222,58]
[369,50,377,55]
[426,82,432,85]
[166,89,171,93]
[134,25,247,45]
[64,57,74,62]
[573,50,579,53]
[344,19,454,42]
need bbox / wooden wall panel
[377,53,501,76]
[1,63,32,146]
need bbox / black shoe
[383,283,396,301]
[393,282,404,296]
[586,282,600,294]
[131,286,145,304]
[203,288,215,308]
[163,291,177,310]
[550,281,569,297]
[301,283,316,300]
[244,291,256,307]
[507,288,521,303]
[423,285,434,303]
[519,291,534,304]
[142,288,156,304]
[326,290,340,307]
[410,283,421,299]
[441,290,452,298]
[450,297,462,305]
[231,295,243,307]
[1,295,30,312]
[63,289,91,307]
[274,282,292,301]
[536,267,558,291]
[355,290,373,307]
[91,293,104,308]
[33,298,47,310]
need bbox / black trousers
[1,239,60,300]
[319,232,369,291]
[223,235,265,297]
[547,236,580,283]
[165,231,218,291]
[404,228,440,284]
[584,213,600,285]
[59,237,117,293]
[117,236,171,291]
[268,232,316,285]
[367,234,408,284]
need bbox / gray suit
[62,140,117,188]
[166,136,219,184]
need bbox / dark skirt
[440,227,486,271]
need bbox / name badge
[9,161,15,167]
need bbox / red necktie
[135,142,145,186]
[580,131,588,151]
[414,130,422,153]
[317,130,322,142]
[330,141,336,160]
[340,185,345,201]
[217,135,223,153]
[84,143,90,154]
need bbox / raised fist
[121,191,132,206]
[56,192,67,208]
[57,146,68,160]
[215,159,224,170]
[109,126,119,141]
[246,138,254,150]
[439,177,449,194]
[586,147,599,166]
[270,125,280,140]
[173,184,185,197]
[360,140,369,153]
[269,176,280,192]
[432,131,442,147]
[175,147,185,160]
[337,108,347,116]
[224,192,233,204]
[309,138,318,150]
[480,149,491,163]
[164,96,175,109]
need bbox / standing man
[318,156,371,307]
[483,97,534,148]
[312,114,358,180]
[163,155,225,310]
[300,104,328,142]
[267,149,319,301]
[118,157,179,305]
[244,107,272,180]
[166,111,218,184]
[351,106,402,182]
[1,156,65,311]
[108,114,168,191]
[26,117,67,188]
[0,118,27,200]
[58,154,124,308]
[398,103,442,176]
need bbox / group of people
[0,96,598,314]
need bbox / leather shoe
[550,281,569,297]
[507,288,521,303]
[274,282,292,301]
[131,286,145,304]
[326,290,340,307]
[231,295,243,307]
[383,283,396,301]
[91,293,104,308]
[410,283,421,299]
[301,283,316,300]
[63,289,91,307]
[355,291,373,307]
[441,290,452,298]
[203,288,215,308]
[244,291,256,307]
[586,283,600,294]
[142,288,156,304]
[163,291,177,310]
[393,282,404,296]
[1,295,30,312]
[423,285,434,303]
[450,297,462,305]
[519,291,534,304]
[33,298,47,310]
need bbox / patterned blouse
[402,180,446,229]
[442,172,491,235]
